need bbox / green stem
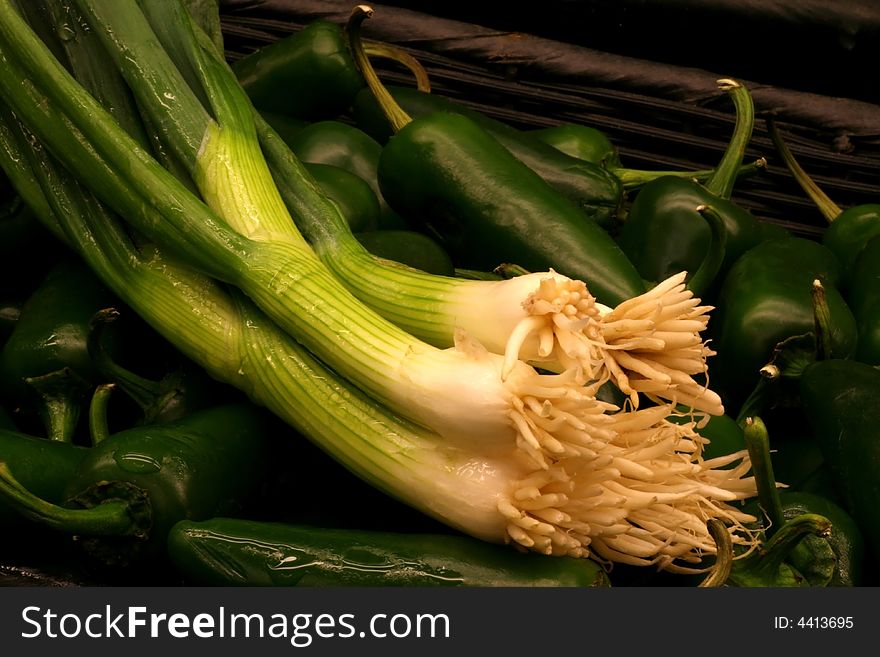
[811,279,832,361]
[748,513,833,581]
[767,120,841,222]
[741,416,784,538]
[704,79,755,200]
[0,461,136,535]
[363,41,431,92]
[346,5,412,134]
[614,158,766,190]
[88,383,115,445]
[42,0,151,148]
[71,0,211,169]
[0,6,244,280]
[24,369,91,443]
[87,307,169,412]
[688,204,728,297]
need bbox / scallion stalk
[0,0,759,568]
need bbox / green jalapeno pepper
[0,402,277,572]
[354,229,455,276]
[0,425,87,525]
[304,162,381,233]
[770,122,880,364]
[529,123,622,169]
[86,308,240,426]
[723,417,837,588]
[769,121,880,284]
[799,359,880,565]
[708,237,857,414]
[287,119,405,229]
[352,84,627,230]
[617,79,765,293]
[352,83,750,227]
[774,491,866,587]
[346,8,644,306]
[0,257,122,442]
[167,517,611,587]
[231,20,365,120]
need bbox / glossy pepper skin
[167,518,611,587]
[529,124,622,168]
[822,204,880,284]
[709,237,857,413]
[60,403,276,570]
[0,426,87,525]
[617,80,764,293]
[377,112,645,306]
[776,491,866,587]
[0,258,121,441]
[353,85,626,230]
[303,162,381,233]
[618,177,764,290]
[799,359,880,568]
[354,229,455,276]
[288,120,404,229]
[231,21,364,120]
[767,122,880,364]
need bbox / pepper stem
[742,513,833,584]
[704,79,755,200]
[614,158,766,191]
[346,5,412,134]
[741,416,784,538]
[0,461,136,536]
[767,120,842,222]
[688,204,728,297]
[363,41,431,92]
[88,383,115,445]
[811,279,832,361]
[24,368,91,443]
[87,308,176,423]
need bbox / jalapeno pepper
[0,257,122,442]
[529,124,622,169]
[287,119,405,229]
[799,359,880,565]
[0,425,87,525]
[0,402,277,572]
[87,308,239,426]
[231,20,365,120]
[167,518,611,587]
[303,162,381,233]
[346,8,644,306]
[352,83,627,230]
[768,121,880,284]
[722,417,838,588]
[769,122,880,364]
[708,237,857,414]
[616,79,765,293]
[774,491,866,587]
[354,229,455,276]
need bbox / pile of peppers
[1,2,879,589]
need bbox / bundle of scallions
[0,0,758,571]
